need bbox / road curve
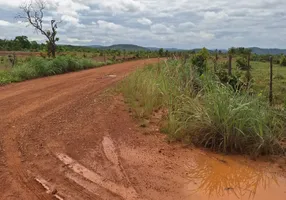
[1,59,285,200]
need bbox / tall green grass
[121,60,286,155]
[0,56,104,85]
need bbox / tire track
[0,59,157,199]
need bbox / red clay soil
[0,59,286,200]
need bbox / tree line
[0,36,44,51]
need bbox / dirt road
[0,59,286,200]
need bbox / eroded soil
[0,59,285,200]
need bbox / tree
[14,36,31,49]
[17,0,60,58]
[158,48,164,57]
[191,48,209,75]
[30,41,40,51]
[165,50,170,57]
[228,47,236,55]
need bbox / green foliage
[0,56,97,85]
[215,66,244,91]
[178,80,285,155]
[236,57,251,70]
[228,47,252,55]
[191,48,209,75]
[121,60,286,155]
[274,74,285,80]
[158,48,164,57]
[280,55,286,66]
[0,36,41,51]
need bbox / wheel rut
[1,58,285,200]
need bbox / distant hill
[146,47,185,52]
[88,44,286,55]
[249,47,286,55]
[89,45,103,48]
[90,44,148,51]
[90,44,185,52]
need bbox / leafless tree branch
[17,0,59,58]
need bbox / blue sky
[0,0,286,49]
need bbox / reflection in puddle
[187,154,284,200]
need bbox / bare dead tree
[17,0,60,58]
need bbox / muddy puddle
[185,152,286,200]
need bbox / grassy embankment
[0,55,111,85]
[121,58,286,156]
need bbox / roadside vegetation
[0,56,100,85]
[121,48,286,156]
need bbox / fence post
[183,54,188,65]
[246,53,251,87]
[214,50,218,73]
[269,56,273,106]
[228,54,232,76]
[104,53,106,64]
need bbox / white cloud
[204,11,229,21]
[0,0,24,7]
[42,16,53,21]
[61,15,79,24]
[178,22,196,31]
[137,17,152,25]
[97,20,123,30]
[199,31,215,40]
[52,0,90,17]
[98,0,145,13]
[151,24,174,34]
[66,37,92,43]
[0,20,12,26]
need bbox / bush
[280,55,286,66]
[215,64,244,91]
[191,48,209,75]
[0,56,98,85]
[236,57,250,70]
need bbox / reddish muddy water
[184,151,286,200]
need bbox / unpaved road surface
[1,59,286,200]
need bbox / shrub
[280,55,286,66]
[236,57,250,70]
[215,64,244,91]
[191,48,209,75]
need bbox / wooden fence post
[228,54,232,76]
[183,54,188,65]
[214,50,218,73]
[246,53,251,86]
[269,56,273,106]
